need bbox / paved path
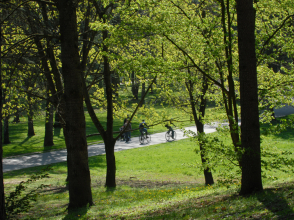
[3,125,217,172]
[3,105,294,172]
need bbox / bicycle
[139,131,151,144]
[165,130,177,141]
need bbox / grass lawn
[3,106,195,158]
[3,117,294,219]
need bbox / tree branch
[257,14,294,65]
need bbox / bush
[5,166,51,219]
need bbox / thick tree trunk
[0,23,6,219]
[3,117,10,144]
[58,0,93,209]
[27,94,35,136]
[44,98,54,146]
[236,0,263,194]
[105,139,116,188]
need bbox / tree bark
[27,94,35,136]
[105,138,116,188]
[0,22,6,219]
[131,72,139,99]
[112,71,120,99]
[58,0,93,209]
[219,0,240,155]
[53,112,62,128]
[140,75,145,106]
[102,28,117,188]
[236,0,263,194]
[3,117,10,144]
[186,78,214,185]
[44,97,54,147]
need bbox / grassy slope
[3,117,294,219]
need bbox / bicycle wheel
[165,132,171,141]
[146,134,151,143]
[172,131,177,140]
[139,135,144,144]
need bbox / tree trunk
[186,78,214,185]
[141,82,145,99]
[58,0,93,209]
[0,23,6,219]
[3,117,10,144]
[236,0,263,194]
[131,72,139,99]
[111,71,120,99]
[53,112,62,128]
[141,76,145,106]
[13,111,20,123]
[44,98,54,146]
[102,27,116,188]
[27,94,35,136]
[105,139,116,188]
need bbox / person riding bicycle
[139,119,149,138]
[165,119,176,139]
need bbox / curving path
[3,105,294,172]
[3,125,217,173]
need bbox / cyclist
[139,119,149,138]
[165,119,176,139]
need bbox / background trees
[1,0,294,215]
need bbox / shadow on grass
[19,136,33,145]
[88,155,106,169]
[63,206,89,220]
[106,186,116,193]
[54,127,62,137]
[257,187,294,217]
[260,115,294,141]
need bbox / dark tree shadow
[257,187,294,218]
[63,205,89,220]
[106,186,116,193]
[19,136,33,145]
[54,127,62,137]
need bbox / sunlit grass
[4,123,294,219]
[3,104,195,158]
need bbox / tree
[236,0,263,194]
[83,0,160,188]
[44,89,54,147]
[123,0,292,188]
[0,28,5,217]
[185,74,214,185]
[57,0,93,209]
[0,1,8,217]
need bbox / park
[1,0,294,219]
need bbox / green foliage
[5,166,51,219]
[184,129,242,187]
